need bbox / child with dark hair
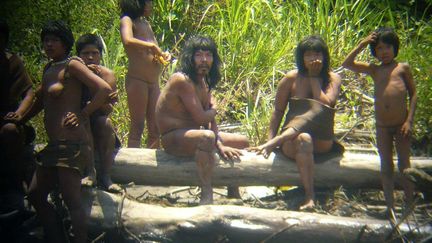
[249,35,342,210]
[343,27,416,217]
[76,33,122,192]
[119,0,170,148]
[22,20,112,243]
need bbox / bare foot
[299,199,315,211]
[81,176,96,187]
[99,174,122,193]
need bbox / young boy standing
[342,27,417,213]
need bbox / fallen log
[84,189,431,243]
[112,148,432,189]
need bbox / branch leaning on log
[112,148,432,190]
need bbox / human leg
[218,132,249,198]
[27,167,67,243]
[162,129,216,204]
[395,131,414,205]
[92,116,121,192]
[146,82,161,149]
[125,77,149,148]
[58,167,86,243]
[281,133,315,210]
[0,123,25,191]
[376,126,396,210]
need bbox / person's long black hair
[295,35,331,91]
[177,35,221,91]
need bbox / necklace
[50,58,69,67]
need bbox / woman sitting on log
[249,35,342,210]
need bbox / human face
[193,49,213,76]
[374,41,395,64]
[43,34,67,61]
[143,0,152,18]
[79,44,101,65]
[303,50,323,74]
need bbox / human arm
[4,88,34,123]
[400,63,417,137]
[342,32,377,74]
[19,86,43,124]
[309,72,342,107]
[120,16,164,57]
[268,74,293,139]
[64,60,111,127]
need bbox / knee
[0,123,19,137]
[197,130,216,152]
[294,133,313,154]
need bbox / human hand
[247,143,274,159]
[218,144,243,162]
[400,121,412,138]
[87,64,101,76]
[361,32,378,46]
[108,91,118,104]
[3,112,22,123]
[307,59,323,77]
[63,112,88,128]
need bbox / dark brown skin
[156,49,248,204]
[23,33,111,243]
[79,43,121,192]
[343,32,416,212]
[120,0,170,148]
[249,50,342,210]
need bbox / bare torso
[124,17,161,83]
[371,62,408,127]
[42,62,91,143]
[156,73,210,135]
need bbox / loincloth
[281,98,336,140]
[36,140,91,175]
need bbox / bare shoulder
[169,72,191,85]
[399,62,412,71]
[67,58,87,72]
[100,66,114,77]
[120,15,132,24]
[280,70,297,86]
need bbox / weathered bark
[112,148,432,189]
[84,189,431,243]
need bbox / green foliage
[1,0,431,151]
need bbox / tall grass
[1,0,431,150]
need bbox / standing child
[342,27,416,214]
[120,0,170,148]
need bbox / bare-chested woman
[22,20,111,243]
[156,36,249,204]
[249,36,342,210]
[120,0,170,148]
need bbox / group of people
[0,0,417,242]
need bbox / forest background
[1,0,431,155]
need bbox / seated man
[76,33,122,192]
[0,20,35,212]
[249,36,343,210]
[155,36,249,204]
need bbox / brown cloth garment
[37,140,92,176]
[281,98,344,159]
[281,98,336,140]
[0,53,32,118]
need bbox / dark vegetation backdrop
[1,0,431,154]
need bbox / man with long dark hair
[156,36,249,204]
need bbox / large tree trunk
[84,189,431,243]
[112,148,432,189]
